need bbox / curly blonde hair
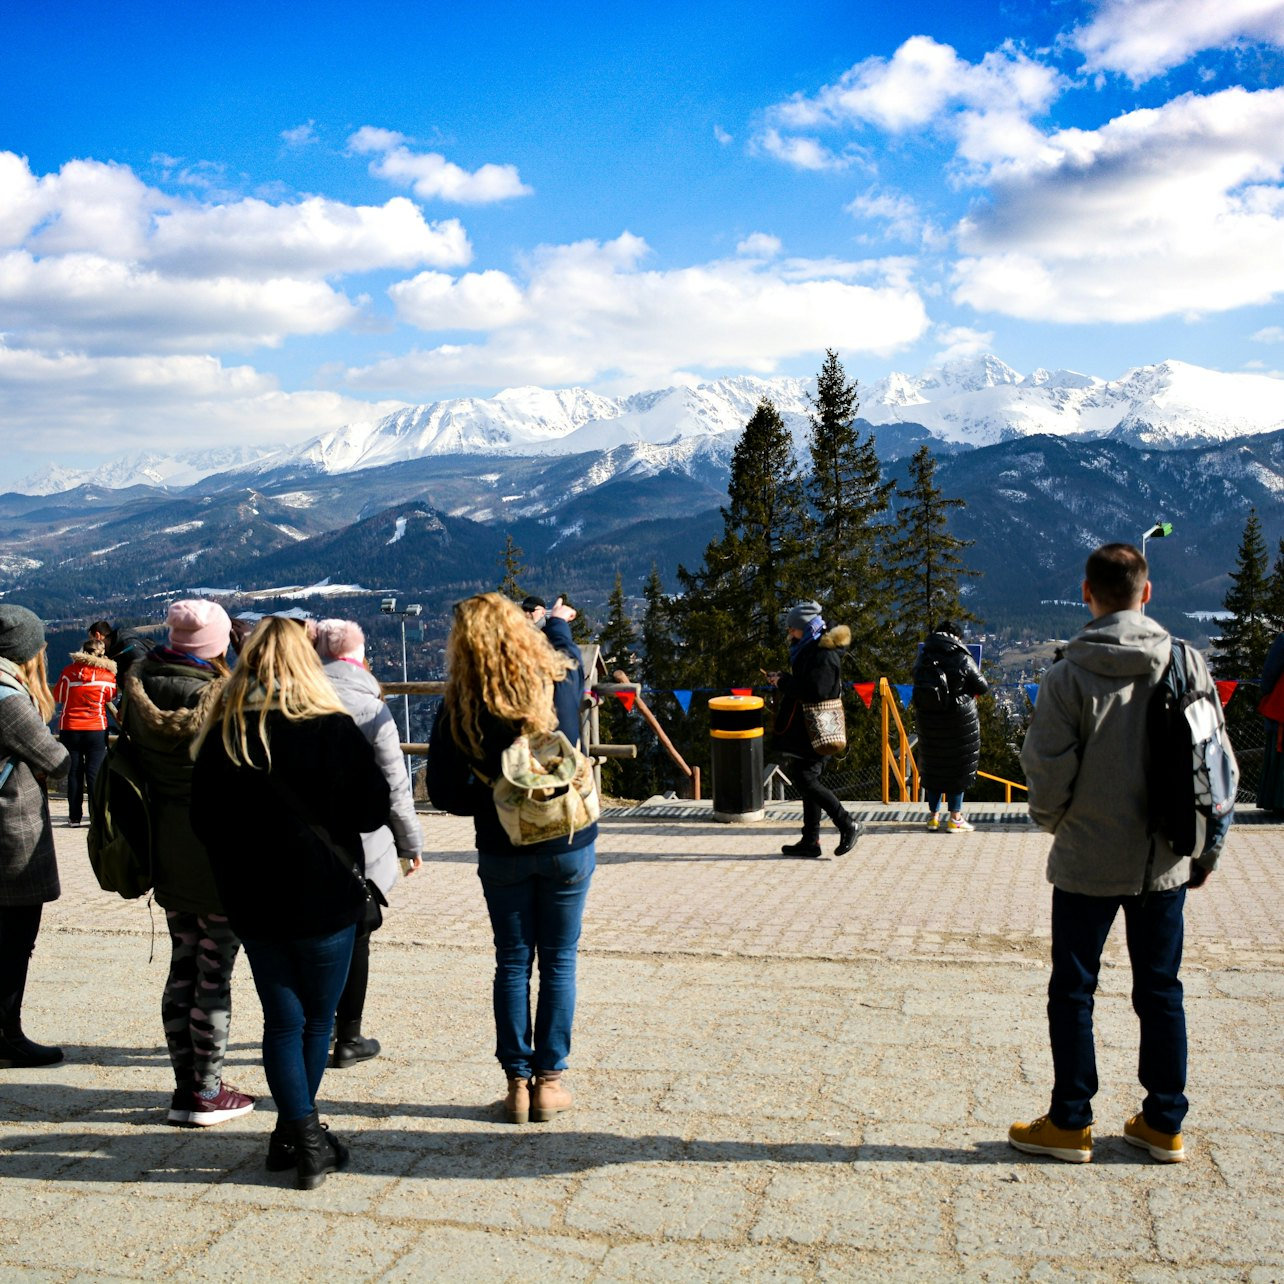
[445,593,574,760]
[193,616,348,766]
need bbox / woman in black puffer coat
[912,621,988,833]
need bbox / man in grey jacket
[1010,543,1231,1165]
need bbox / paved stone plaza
[2,798,1282,1281]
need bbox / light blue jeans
[477,844,595,1079]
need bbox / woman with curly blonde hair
[427,592,596,1125]
[191,617,390,1189]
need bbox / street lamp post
[380,597,422,778]
[1139,521,1173,614]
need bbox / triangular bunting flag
[894,683,914,708]
[672,689,692,715]
[1214,679,1237,708]
[853,682,874,709]
[731,687,751,696]
[1024,683,1039,707]
[613,690,636,712]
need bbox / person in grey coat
[315,620,423,1067]
[1010,543,1233,1166]
[0,605,71,1069]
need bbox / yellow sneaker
[947,815,975,833]
[926,813,941,832]
[1008,1115,1092,1163]
[1123,1113,1184,1162]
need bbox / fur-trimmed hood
[818,624,851,651]
[122,668,224,743]
[67,650,117,675]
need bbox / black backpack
[87,733,154,899]
[912,655,953,712]
[1145,641,1238,860]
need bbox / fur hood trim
[122,670,224,742]
[819,624,851,651]
[68,650,117,675]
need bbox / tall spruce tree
[886,445,978,657]
[598,572,638,674]
[1212,508,1274,678]
[674,396,811,686]
[496,533,526,599]
[640,563,674,688]
[806,349,893,667]
[1266,537,1284,633]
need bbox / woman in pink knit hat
[118,599,254,1127]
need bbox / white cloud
[1254,325,1284,342]
[932,325,995,364]
[952,86,1284,323]
[349,233,929,393]
[755,128,858,172]
[735,232,782,258]
[846,190,925,243]
[713,125,733,145]
[389,269,528,330]
[1072,0,1284,83]
[348,127,533,204]
[281,120,318,147]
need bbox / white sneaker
[947,815,974,833]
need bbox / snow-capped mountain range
[15,356,1284,495]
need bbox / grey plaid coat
[0,670,70,906]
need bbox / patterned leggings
[162,910,241,1093]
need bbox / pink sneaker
[187,1082,256,1127]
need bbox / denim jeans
[924,786,964,813]
[1048,886,1188,1133]
[477,843,595,1079]
[242,925,355,1122]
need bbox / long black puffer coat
[913,632,988,794]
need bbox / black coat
[913,632,988,794]
[773,625,851,761]
[191,711,390,942]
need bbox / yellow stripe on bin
[710,727,764,740]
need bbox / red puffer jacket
[53,651,118,732]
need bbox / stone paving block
[1130,1266,1247,1282]
[379,1227,604,1282]
[1151,1187,1284,1266]
[1205,1130,1284,1189]
[750,1167,951,1253]
[564,1161,758,1240]
[826,1074,971,1123]
[197,1209,417,1282]
[658,1072,817,1119]
[597,1241,815,1282]
[953,1179,1151,1260]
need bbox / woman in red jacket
[52,638,117,828]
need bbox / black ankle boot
[330,1033,381,1068]
[780,839,822,858]
[285,1111,349,1190]
[265,1123,295,1171]
[0,1029,64,1069]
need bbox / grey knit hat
[785,600,824,633]
[0,604,47,662]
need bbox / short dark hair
[1085,543,1148,611]
[933,619,962,639]
[88,619,112,637]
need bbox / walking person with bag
[313,619,423,1069]
[190,618,389,1189]
[912,621,988,833]
[426,593,596,1125]
[52,636,116,828]
[118,600,254,1126]
[767,600,861,859]
[0,606,70,1069]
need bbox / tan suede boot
[503,1074,530,1124]
[530,1071,573,1123]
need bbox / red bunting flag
[1214,680,1237,708]
[853,682,875,709]
[613,690,636,712]
[731,687,752,696]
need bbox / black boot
[780,838,822,858]
[285,1111,349,1190]
[267,1118,348,1172]
[835,817,863,856]
[330,1033,381,1069]
[0,1028,64,1069]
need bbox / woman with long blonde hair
[426,592,597,1125]
[191,617,390,1189]
[0,605,70,1069]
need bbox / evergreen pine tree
[674,397,811,687]
[1212,508,1274,678]
[806,349,893,668]
[598,572,638,674]
[496,533,525,599]
[886,445,978,657]
[640,563,673,687]
[1266,537,1284,633]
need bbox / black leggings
[0,904,43,1034]
[334,928,371,1036]
[788,758,849,842]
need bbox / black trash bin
[709,695,765,822]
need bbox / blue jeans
[477,843,595,1079]
[242,926,355,1122]
[1048,886,1188,1133]
[924,786,964,813]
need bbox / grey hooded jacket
[1020,610,1230,896]
[323,659,422,896]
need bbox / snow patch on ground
[274,492,319,509]
[387,517,408,546]
[90,543,130,557]
[161,521,205,535]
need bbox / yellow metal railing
[975,770,1028,802]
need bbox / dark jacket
[190,711,390,942]
[119,652,225,915]
[425,615,597,856]
[772,625,851,760]
[0,662,70,907]
[912,632,988,794]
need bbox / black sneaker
[835,819,863,856]
[780,840,823,858]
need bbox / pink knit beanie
[166,599,232,659]
[314,618,365,662]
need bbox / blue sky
[2,0,1284,486]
